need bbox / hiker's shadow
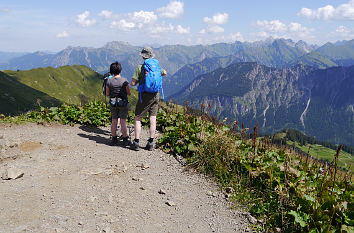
[79,125,110,135]
[77,125,111,145]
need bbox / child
[105,61,131,146]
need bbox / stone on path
[206,191,218,197]
[158,189,166,195]
[165,200,176,206]
[132,177,143,181]
[246,214,258,224]
[1,168,24,180]
[102,227,114,233]
[137,163,150,170]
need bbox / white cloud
[0,8,10,13]
[150,23,174,34]
[76,11,96,27]
[255,20,313,40]
[207,25,224,33]
[110,19,136,31]
[257,31,269,38]
[157,1,184,18]
[103,3,187,36]
[298,0,354,20]
[199,25,224,34]
[203,13,229,25]
[109,11,157,31]
[333,25,354,40]
[288,22,311,34]
[176,25,190,34]
[99,10,113,19]
[201,13,228,34]
[56,31,69,38]
[213,33,244,43]
[256,20,287,33]
[336,25,351,34]
[132,11,157,25]
[229,32,244,42]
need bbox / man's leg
[134,116,142,140]
[144,115,156,151]
[149,115,156,139]
[132,116,142,151]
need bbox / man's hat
[140,46,154,59]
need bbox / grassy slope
[0,71,62,115]
[287,141,353,171]
[1,65,138,115]
[3,65,103,104]
[295,51,338,68]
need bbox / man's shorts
[135,92,159,118]
[110,105,128,119]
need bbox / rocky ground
[0,123,250,233]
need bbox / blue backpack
[138,58,163,100]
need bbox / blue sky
[0,0,353,52]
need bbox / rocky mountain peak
[295,40,317,53]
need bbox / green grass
[3,65,103,105]
[288,141,353,172]
[0,71,62,115]
[1,65,141,116]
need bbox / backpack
[138,58,163,94]
[102,72,112,95]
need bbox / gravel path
[0,123,249,233]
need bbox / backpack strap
[161,87,164,100]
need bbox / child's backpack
[138,58,163,95]
[102,72,112,95]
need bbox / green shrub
[0,100,111,127]
[157,102,353,233]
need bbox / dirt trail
[0,123,249,233]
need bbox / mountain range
[0,52,28,63]
[2,38,354,81]
[170,62,354,146]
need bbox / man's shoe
[131,140,140,151]
[110,136,118,146]
[122,137,130,147]
[145,141,154,151]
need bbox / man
[130,47,167,151]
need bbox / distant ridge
[0,38,321,78]
[170,62,354,146]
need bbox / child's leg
[120,118,128,138]
[111,118,119,136]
